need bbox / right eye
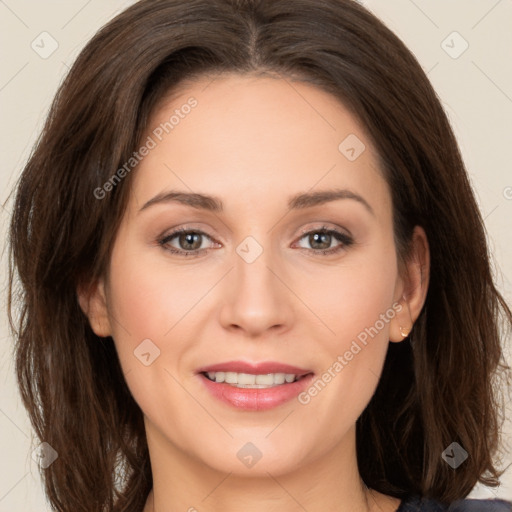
[158,228,219,257]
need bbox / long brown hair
[8,0,512,510]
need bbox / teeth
[255,374,274,385]
[204,371,300,388]
[207,371,221,381]
[274,373,286,384]
[225,372,238,384]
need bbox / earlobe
[399,325,411,338]
[389,298,413,342]
[389,226,430,343]
[77,279,112,337]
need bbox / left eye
[294,228,353,255]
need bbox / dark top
[397,495,512,511]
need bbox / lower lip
[198,373,315,411]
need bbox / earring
[399,326,410,338]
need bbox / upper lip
[196,361,313,376]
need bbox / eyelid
[296,222,353,239]
[158,226,218,248]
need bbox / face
[90,73,411,477]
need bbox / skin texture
[80,73,430,512]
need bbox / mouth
[195,361,315,410]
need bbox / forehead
[129,73,390,218]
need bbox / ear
[77,278,112,337]
[389,226,430,342]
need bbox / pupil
[181,233,201,250]
[311,232,330,249]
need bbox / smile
[196,361,315,410]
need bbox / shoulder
[448,498,512,512]
[397,495,512,512]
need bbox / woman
[8,0,512,510]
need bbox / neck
[142,422,400,512]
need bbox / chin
[194,436,310,477]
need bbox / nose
[218,240,294,337]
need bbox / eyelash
[157,225,354,258]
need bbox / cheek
[106,246,212,351]
[303,246,398,345]
[295,241,398,416]
[104,247,206,424]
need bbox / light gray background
[1,1,511,510]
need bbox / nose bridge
[219,233,293,335]
[236,240,275,293]
[234,233,281,305]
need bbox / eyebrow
[139,188,374,216]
